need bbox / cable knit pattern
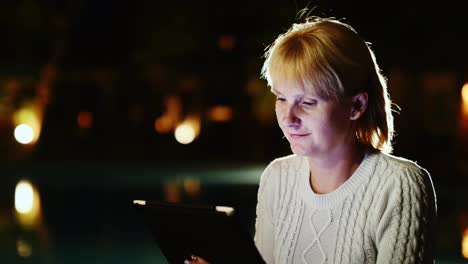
[302,208,331,264]
[254,152,437,264]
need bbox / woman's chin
[290,144,311,156]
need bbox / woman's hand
[184,255,209,264]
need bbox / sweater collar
[298,151,380,208]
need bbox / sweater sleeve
[254,161,278,264]
[374,165,437,264]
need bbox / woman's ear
[350,92,368,120]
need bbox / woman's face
[273,83,355,158]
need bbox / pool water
[0,162,467,263]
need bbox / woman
[185,17,437,264]
[253,17,437,263]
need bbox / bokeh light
[154,115,173,134]
[163,181,181,203]
[154,96,182,134]
[218,34,236,50]
[16,239,32,258]
[174,116,201,144]
[462,83,468,116]
[183,177,201,198]
[14,180,42,229]
[174,124,196,144]
[463,227,468,259]
[207,105,232,122]
[14,124,34,144]
[12,104,42,144]
[77,111,93,129]
[15,180,34,214]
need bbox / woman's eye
[276,97,286,102]
[302,101,316,106]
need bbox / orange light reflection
[183,177,201,198]
[154,96,182,134]
[155,115,173,134]
[163,181,181,203]
[463,227,468,259]
[207,106,232,122]
[218,35,236,50]
[14,180,42,229]
[462,83,468,116]
[77,111,93,129]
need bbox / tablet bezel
[132,199,265,264]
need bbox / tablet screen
[133,200,265,264]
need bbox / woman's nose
[284,106,301,128]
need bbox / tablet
[132,200,265,264]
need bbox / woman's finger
[183,255,209,264]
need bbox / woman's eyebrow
[271,88,282,95]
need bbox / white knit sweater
[254,151,437,264]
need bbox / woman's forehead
[271,80,319,96]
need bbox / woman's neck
[307,144,366,194]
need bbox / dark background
[1,0,467,165]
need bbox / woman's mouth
[289,133,310,139]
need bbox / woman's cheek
[275,107,283,124]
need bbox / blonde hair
[261,17,394,153]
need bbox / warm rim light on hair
[261,17,394,154]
